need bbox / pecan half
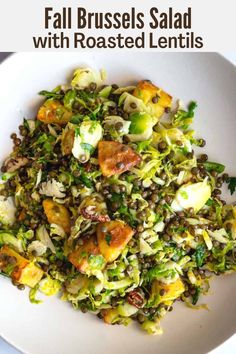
[127,289,144,308]
[81,206,110,222]
[79,195,110,223]
[4,157,29,173]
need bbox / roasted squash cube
[0,246,43,288]
[151,278,185,305]
[98,141,141,177]
[101,308,119,324]
[133,81,172,119]
[61,127,75,155]
[97,220,134,263]
[68,235,105,274]
[43,199,71,234]
[16,262,44,288]
[37,100,73,125]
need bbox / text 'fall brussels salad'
[1,67,236,335]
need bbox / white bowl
[0,52,236,354]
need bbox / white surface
[0,52,236,354]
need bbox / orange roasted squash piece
[97,220,134,263]
[98,141,141,177]
[133,80,172,119]
[0,246,44,288]
[43,199,71,234]
[101,308,120,324]
[37,100,73,125]
[150,278,185,306]
[61,127,75,155]
[68,235,103,273]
